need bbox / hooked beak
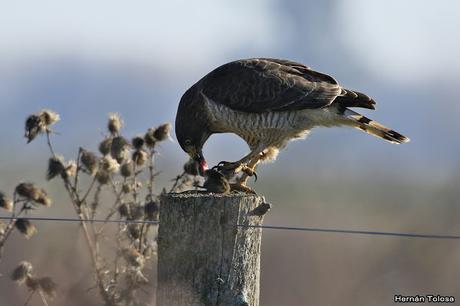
[194,151,208,176]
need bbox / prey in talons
[215,161,258,182]
[188,149,259,194]
[204,166,257,194]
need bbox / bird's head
[179,137,208,176]
[176,85,210,176]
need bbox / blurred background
[1,0,460,305]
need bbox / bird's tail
[343,108,410,144]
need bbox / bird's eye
[184,139,192,146]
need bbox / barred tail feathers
[343,109,410,144]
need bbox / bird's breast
[202,93,323,149]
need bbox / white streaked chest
[201,92,340,148]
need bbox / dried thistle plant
[99,138,112,156]
[11,261,57,305]
[153,123,172,142]
[80,148,98,175]
[0,182,52,248]
[1,108,201,305]
[0,192,13,212]
[14,219,38,239]
[40,110,60,126]
[13,110,185,305]
[47,156,65,181]
[108,113,123,136]
[168,158,204,193]
[0,182,54,302]
[11,261,33,284]
[24,109,60,143]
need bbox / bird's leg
[229,183,257,194]
[216,150,261,177]
[238,155,262,185]
[216,160,248,173]
[229,161,258,194]
[221,150,264,194]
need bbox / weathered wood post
[157,193,268,306]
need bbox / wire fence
[1,215,460,240]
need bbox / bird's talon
[217,161,229,168]
[215,161,244,173]
[240,166,257,181]
[230,183,257,194]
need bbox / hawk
[175,58,409,190]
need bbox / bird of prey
[175,58,409,191]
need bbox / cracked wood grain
[157,193,266,306]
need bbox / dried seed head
[153,123,172,142]
[144,128,157,148]
[35,190,52,207]
[15,183,51,207]
[122,183,133,193]
[38,277,57,299]
[111,136,129,153]
[11,261,33,284]
[118,203,130,217]
[100,156,119,174]
[47,156,65,180]
[24,114,45,143]
[0,191,13,212]
[118,149,130,163]
[99,138,112,156]
[80,149,98,175]
[121,248,145,269]
[26,276,40,291]
[144,201,159,221]
[64,160,77,178]
[127,204,144,220]
[96,170,110,185]
[108,113,123,135]
[132,136,145,150]
[132,149,148,166]
[127,224,141,239]
[111,136,130,163]
[39,109,60,126]
[15,219,37,239]
[120,161,134,177]
[183,158,199,176]
[15,183,50,206]
[16,183,39,200]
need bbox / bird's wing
[199,58,342,113]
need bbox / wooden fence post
[157,193,268,306]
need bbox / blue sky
[0,0,459,183]
[2,0,459,81]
